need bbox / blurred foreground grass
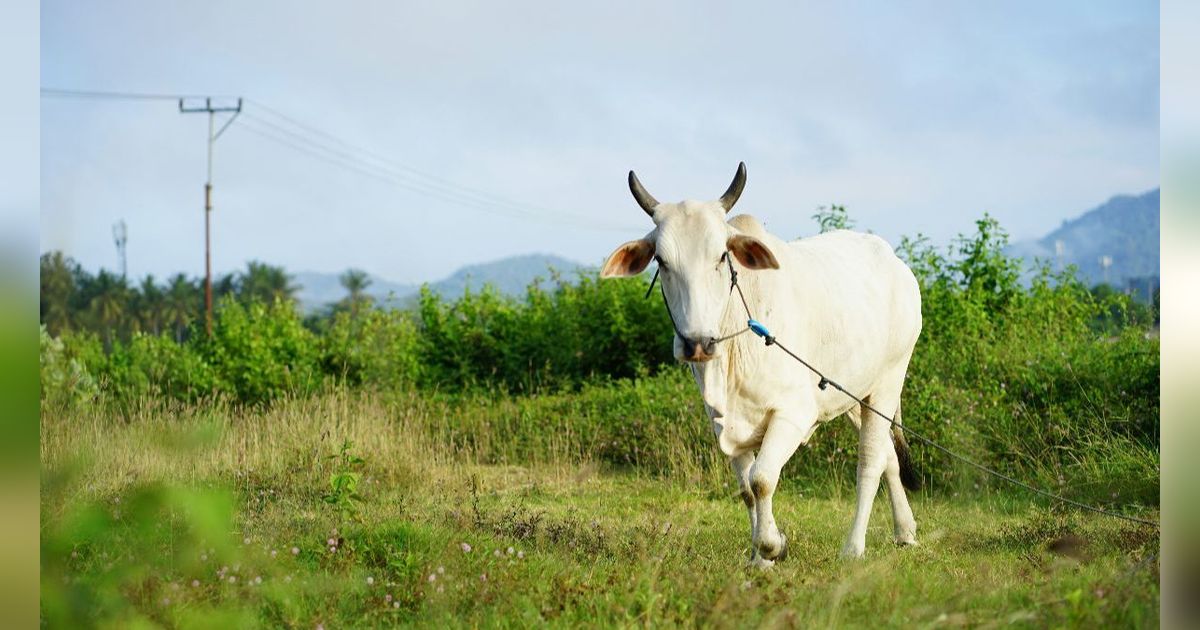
[41,390,1159,627]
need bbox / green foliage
[103,331,221,404]
[413,272,671,392]
[39,325,100,409]
[811,203,855,233]
[40,480,244,628]
[323,440,367,522]
[321,308,423,387]
[199,298,322,405]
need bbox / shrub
[197,298,322,405]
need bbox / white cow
[600,163,923,564]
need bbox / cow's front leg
[730,451,757,560]
[749,412,812,567]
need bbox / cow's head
[600,162,779,363]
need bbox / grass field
[40,390,1159,628]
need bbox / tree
[163,273,199,343]
[811,204,855,233]
[338,268,374,318]
[133,275,165,336]
[40,251,77,336]
[238,261,298,305]
[89,270,129,349]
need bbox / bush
[197,298,322,405]
[322,308,423,388]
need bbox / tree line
[39,251,375,347]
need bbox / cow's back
[773,230,922,409]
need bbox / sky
[39,0,1159,285]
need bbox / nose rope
[644,252,751,348]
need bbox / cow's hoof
[895,537,919,548]
[758,533,788,562]
[839,541,866,560]
[748,555,775,570]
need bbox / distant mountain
[293,253,586,312]
[292,271,416,312]
[427,253,585,299]
[1006,189,1159,293]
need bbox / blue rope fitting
[747,319,771,339]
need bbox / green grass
[41,390,1159,628]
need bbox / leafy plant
[811,204,855,233]
[323,440,367,522]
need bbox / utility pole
[180,97,242,335]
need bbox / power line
[237,112,634,231]
[42,87,643,233]
[246,98,611,225]
[41,87,238,101]
[235,117,631,231]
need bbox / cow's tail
[891,404,922,492]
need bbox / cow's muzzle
[681,336,718,363]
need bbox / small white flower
[460,542,472,553]
[228,576,237,584]
[507,546,514,555]
[270,549,278,557]
[366,576,374,585]
[191,579,200,587]
[427,573,436,583]
[327,538,336,546]
[243,537,251,545]
[393,602,400,609]
[517,550,525,559]
[437,566,444,574]
[291,547,300,555]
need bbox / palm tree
[134,275,165,336]
[40,251,77,335]
[163,273,199,343]
[239,261,299,305]
[339,268,374,318]
[89,270,129,349]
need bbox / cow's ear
[727,235,779,270]
[601,239,655,277]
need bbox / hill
[1006,189,1159,294]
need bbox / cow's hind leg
[730,451,758,560]
[749,411,812,566]
[886,401,919,546]
[841,392,893,559]
[842,374,918,558]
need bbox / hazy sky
[40,1,1159,284]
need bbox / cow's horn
[628,170,659,217]
[719,162,747,212]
